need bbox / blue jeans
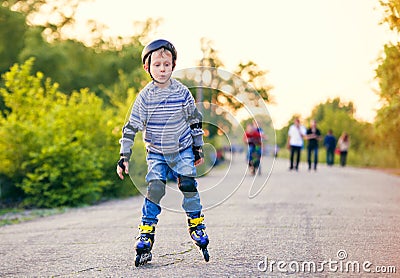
[141,147,202,225]
[307,146,319,170]
[326,148,335,166]
[247,144,255,163]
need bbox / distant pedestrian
[323,129,336,166]
[306,119,321,171]
[274,144,280,158]
[243,122,263,175]
[287,117,306,171]
[337,132,350,167]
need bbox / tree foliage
[0,5,27,73]
[308,98,362,147]
[375,0,400,166]
[18,28,144,98]
[3,0,84,41]
[379,0,400,33]
[0,59,118,207]
[0,2,151,102]
[177,38,273,139]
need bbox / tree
[3,0,85,41]
[18,33,144,98]
[379,0,400,33]
[197,38,272,110]
[233,61,272,105]
[177,38,273,139]
[375,0,400,165]
[1,0,155,101]
[0,6,27,73]
[308,98,366,150]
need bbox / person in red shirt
[243,123,263,174]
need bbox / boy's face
[145,49,173,87]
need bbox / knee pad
[147,179,166,204]
[178,176,197,198]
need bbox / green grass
[0,207,67,227]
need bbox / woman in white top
[337,132,350,167]
[287,117,307,171]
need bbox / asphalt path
[0,155,399,277]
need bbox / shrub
[0,59,118,207]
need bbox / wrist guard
[118,157,128,171]
[119,149,132,160]
[192,146,204,162]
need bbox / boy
[116,39,209,266]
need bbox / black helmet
[141,39,177,68]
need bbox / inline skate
[188,215,210,262]
[134,224,155,267]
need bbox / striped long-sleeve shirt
[119,78,204,155]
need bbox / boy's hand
[117,157,129,179]
[195,157,204,166]
[192,146,204,166]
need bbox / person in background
[306,119,321,171]
[243,122,263,174]
[337,132,350,167]
[287,117,306,171]
[323,129,336,166]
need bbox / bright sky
[75,0,393,128]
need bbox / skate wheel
[134,252,152,267]
[135,254,141,267]
[202,248,210,262]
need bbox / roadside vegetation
[0,0,399,214]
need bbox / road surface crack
[158,242,195,266]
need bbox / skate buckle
[138,224,155,233]
[188,216,204,228]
